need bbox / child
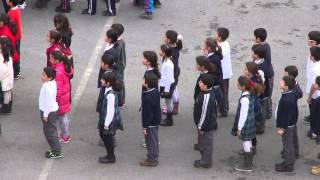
[81,0,96,15]
[284,65,303,101]
[140,73,161,167]
[7,0,22,80]
[50,50,73,144]
[304,31,320,124]
[193,73,217,168]
[254,28,274,119]
[251,44,271,132]
[55,0,71,13]
[310,76,320,176]
[140,0,153,19]
[307,46,320,142]
[0,37,14,113]
[214,27,232,117]
[39,67,63,159]
[98,72,122,164]
[203,37,224,115]
[111,23,126,107]
[53,14,73,49]
[163,30,182,114]
[275,76,299,172]
[159,44,175,126]
[46,30,62,68]
[234,76,256,172]
[142,51,161,82]
[103,0,116,16]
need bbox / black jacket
[141,88,161,128]
[171,47,181,80]
[292,81,303,99]
[115,39,126,71]
[276,91,298,129]
[194,72,214,100]
[193,89,217,131]
[208,53,223,86]
[262,43,274,78]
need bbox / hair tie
[177,34,183,41]
[249,80,255,88]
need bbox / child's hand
[104,125,109,130]
[277,128,284,136]
[307,97,312,104]
[43,117,48,123]
[237,130,241,136]
[143,128,147,135]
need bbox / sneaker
[45,151,63,159]
[303,116,311,124]
[59,135,71,144]
[275,161,294,172]
[194,160,211,168]
[119,104,126,109]
[102,11,116,16]
[14,73,21,80]
[99,155,116,164]
[139,159,158,167]
[140,12,153,20]
[311,166,320,176]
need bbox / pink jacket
[46,43,61,68]
[54,62,73,115]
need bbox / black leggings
[99,128,114,156]
[252,137,257,147]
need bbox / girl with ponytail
[50,50,73,143]
[164,30,183,114]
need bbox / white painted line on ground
[37,5,119,180]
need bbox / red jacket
[54,62,73,115]
[7,7,22,40]
[46,43,61,67]
[0,25,19,63]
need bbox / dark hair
[308,31,320,45]
[161,44,172,58]
[238,75,261,96]
[205,37,223,60]
[310,46,320,61]
[196,56,215,73]
[165,30,183,50]
[111,23,124,36]
[49,30,61,44]
[254,28,267,42]
[245,62,264,82]
[0,36,14,63]
[251,44,266,59]
[199,73,213,89]
[53,14,73,35]
[101,71,122,92]
[0,13,16,35]
[106,29,119,44]
[284,65,298,78]
[101,54,115,69]
[316,76,320,87]
[217,27,229,41]
[7,0,19,6]
[144,73,159,89]
[143,51,161,79]
[282,76,296,90]
[43,67,56,80]
[51,50,72,73]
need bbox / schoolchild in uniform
[275,76,299,172]
[46,30,62,68]
[140,73,161,167]
[193,73,217,169]
[81,0,97,15]
[103,0,116,16]
[214,27,232,117]
[53,14,73,49]
[253,28,274,119]
[234,76,257,172]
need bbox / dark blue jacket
[193,89,217,131]
[276,91,298,129]
[256,59,271,98]
[194,72,214,100]
[141,88,161,128]
[171,47,180,80]
[208,53,223,86]
[292,81,303,99]
[262,43,274,78]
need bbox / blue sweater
[141,88,161,128]
[208,53,223,86]
[276,90,299,129]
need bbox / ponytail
[0,37,14,63]
[49,30,62,44]
[143,51,161,79]
[165,30,183,50]
[51,50,72,73]
[102,71,123,92]
[160,44,172,58]
[238,75,263,96]
[205,37,223,60]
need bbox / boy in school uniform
[103,0,116,16]
[214,27,232,117]
[307,46,320,142]
[284,66,303,100]
[140,73,161,167]
[275,76,299,172]
[253,28,274,119]
[81,0,96,15]
[304,31,320,124]
[39,67,63,159]
[193,73,217,168]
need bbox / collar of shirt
[201,70,208,74]
[117,37,122,41]
[242,91,250,96]
[207,53,214,57]
[104,43,114,51]
[11,6,18,10]
[144,88,155,93]
[254,58,265,65]
[104,87,113,94]
[282,90,293,95]
[147,67,154,71]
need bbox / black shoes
[160,113,173,126]
[81,9,96,15]
[275,161,294,172]
[99,155,116,164]
[194,160,211,168]
[234,152,254,172]
[140,12,153,20]
[102,11,116,16]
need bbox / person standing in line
[103,0,116,16]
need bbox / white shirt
[160,58,175,92]
[104,87,115,127]
[307,61,320,99]
[306,56,314,93]
[238,91,250,130]
[104,43,114,52]
[219,41,233,79]
[254,58,266,83]
[0,56,13,91]
[39,80,59,118]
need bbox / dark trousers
[220,79,229,115]
[105,0,116,14]
[282,126,299,165]
[310,99,317,134]
[13,40,21,76]
[145,126,159,161]
[99,126,115,156]
[41,111,61,152]
[86,0,97,14]
[2,0,9,13]
[198,130,213,165]
[266,78,274,119]
[118,68,125,106]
